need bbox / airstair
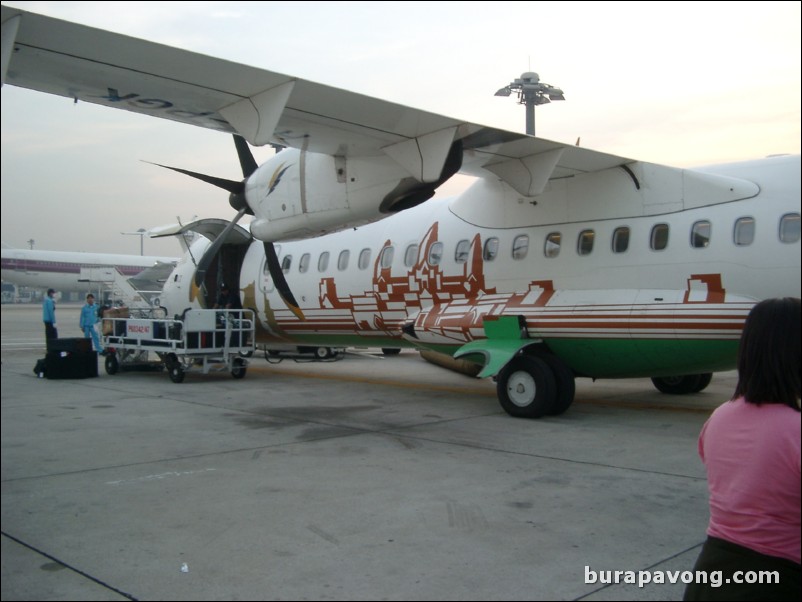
[78,266,163,313]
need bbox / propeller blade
[193,207,248,288]
[151,138,304,320]
[264,242,305,321]
[145,161,244,195]
[233,135,258,178]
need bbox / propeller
[148,135,305,320]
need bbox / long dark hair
[733,297,801,410]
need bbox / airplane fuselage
[1,249,177,296]
[162,155,800,382]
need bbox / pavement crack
[1,530,138,601]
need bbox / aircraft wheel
[497,356,556,418]
[382,348,401,356]
[539,354,576,416]
[314,347,333,360]
[651,374,707,395]
[693,373,713,392]
[231,357,247,379]
[104,353,119,375]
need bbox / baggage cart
[101,309,255,382]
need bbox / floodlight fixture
[121,227,148,255]
[495,71,565,135]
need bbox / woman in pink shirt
[685,297,800,601]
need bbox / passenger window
[612,227,630,253]
[455,240,470,264]
[483,237,499,261]
[428,242,444,265]
[577,230,595,256]
[544,232,561,258]
[338,250,350,271]
[299,253,311,273]
[734,217,755,246]
[281,255,292,273]
[404,244,419,267]
[650,224,669,251]
[779,213,800,243]
[358,248,371,270]
[691,221,711,248]
[512,235,529,260]
[380,246,394,269]
[318,252,330,272]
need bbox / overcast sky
[1,1,799,257]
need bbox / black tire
[651,374,705,395]
[314,347,333,360]
[104,353,119,375]
[168,363,185,383]
[539,354,576,416]
[497,356,557,418]
[382,348,402,356]
[231,357,247,379]
[693,373,713,392]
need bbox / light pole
[121,228,147,255]
[495,72,565,136]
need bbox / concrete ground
[1,303,733,601]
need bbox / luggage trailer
[102,309,256,382]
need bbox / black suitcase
[47,337,92,353]
[45,350,98,379]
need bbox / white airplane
[2,6,799,417]
[0,246,177,298]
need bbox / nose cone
[229,189,250,214]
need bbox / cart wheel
[104,353,119,375]
[314,347,334,360]
[168,363,185,383]
[231,357,247,379]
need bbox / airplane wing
[1,4,628,194]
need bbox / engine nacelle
[246,143,461,242]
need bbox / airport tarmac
[1,303,735,601]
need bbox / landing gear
[496,353,576,419]
[498,356,553,418]
[651,373,713,394]
[540,354,577,416]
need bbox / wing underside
[1,5,628,185]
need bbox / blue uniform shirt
[43,296,56,324]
